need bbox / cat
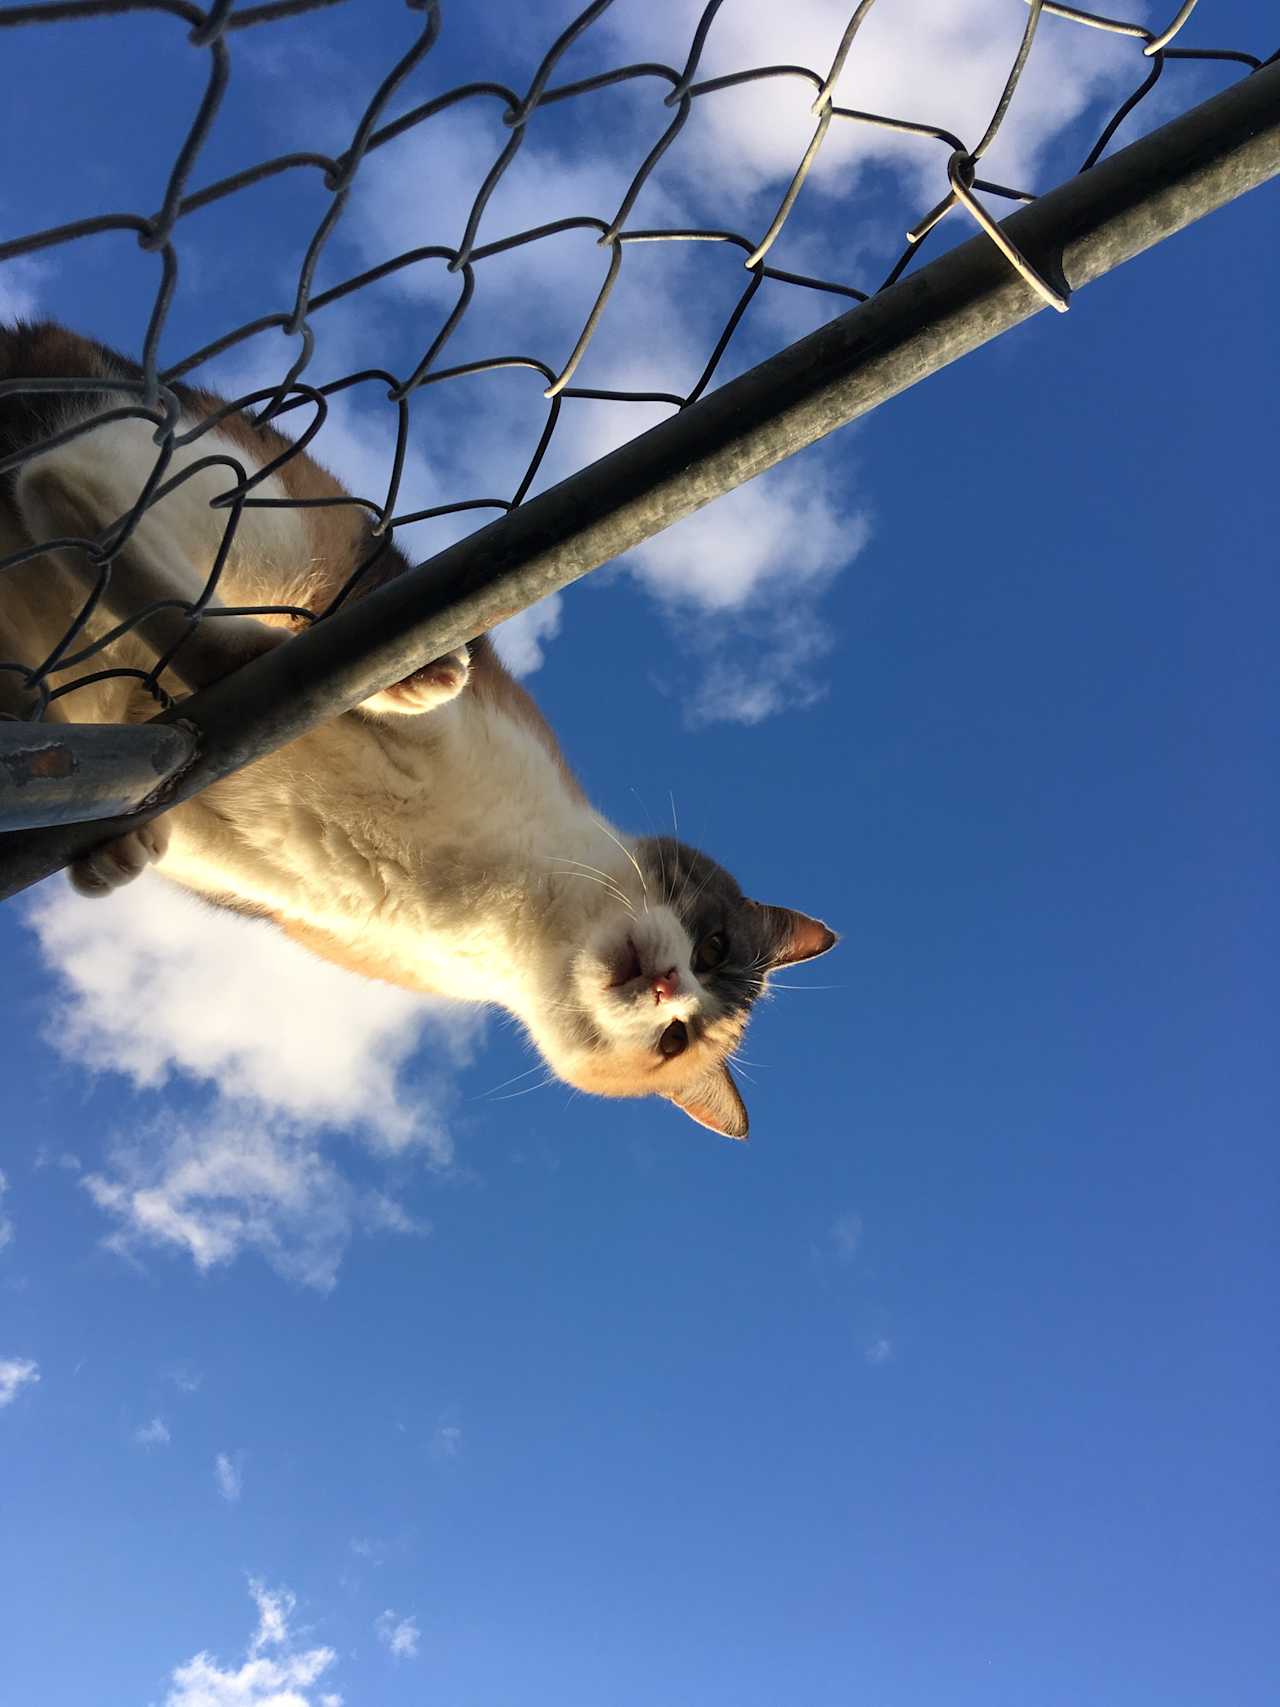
[0,321,836,1137]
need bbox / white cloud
[0,1357,39,1408]
[627,457,869,726]
[539,391,871,721]
[375,1610,420,1660]
[430,1421,462,1462]
[688,607,834,727]
[0,1169,11,1253]
[491,593,564,677]
[135,1416,172,1448]
[167,1363,204,1394]
[346,99,677,335]
[215,1451,244,1502]
[248,1579,289,1650]
[28,881,468,1154]
[82,1109,425,1291]
[25,879,477,1287]
[0,254,47,321]
[625,458,868,613]
[830,1211,862,1264]
[165,1579,340,1707]
[865,1336,893,1366]
[605,0,1139,219]
[32,1147,81,1173]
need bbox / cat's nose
[651,968,679,1003]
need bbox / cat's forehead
[632,836,790,1012]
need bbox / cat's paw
[69,816,171,898]
[361,646,471,717]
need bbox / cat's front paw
[69,816,171,897]
[362,645,471,717]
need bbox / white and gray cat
[0,322,836,1137]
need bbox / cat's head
[533,836,836,1138]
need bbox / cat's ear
[749,903,838,969]
[668,1064,749,1141]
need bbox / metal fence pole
[0,721,197,832]
[1,57,1277,901]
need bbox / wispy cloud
[375,1609,421,1660]
[81,1109,427,1292]
[32,1147,81,1174]
[491,593,565,678]
[0,254,48,321]
[165,1578,340,1707]
[166,1363,204,1395]
[0,1169,12,1254]
[134,1416,171,1448]
[865,1336,893,1366]
[430,1421,463,1462]
[830,1211,863,1264]
[215,1451,244,1502]
[0,1357,39,1408]
[543,400,871,724]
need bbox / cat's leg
[68,815,171,897]
[358,645,471,717]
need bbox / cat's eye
[692,931,729,974]
[658,1020,688,1059]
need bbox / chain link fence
[1,0,1276,891]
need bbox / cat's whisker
[547,866,636,916]
[489,1072,558,1102]
[673,837,721,917]
[592,817,648,903]
[767,982,843,990]
[546,855,621,884]
[474,1059,548,1099]
[678,862,718,917]
[546,853,638,908]
[545,855,637,915]
[631,792,672,908]
[630,786,663,874]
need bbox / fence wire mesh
[0,1,1274,796]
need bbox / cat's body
[0,322,836,1136]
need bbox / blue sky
[1,3,1276,1704]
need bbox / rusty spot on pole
[0,741,77,786]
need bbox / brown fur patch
[275,914,446,997]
